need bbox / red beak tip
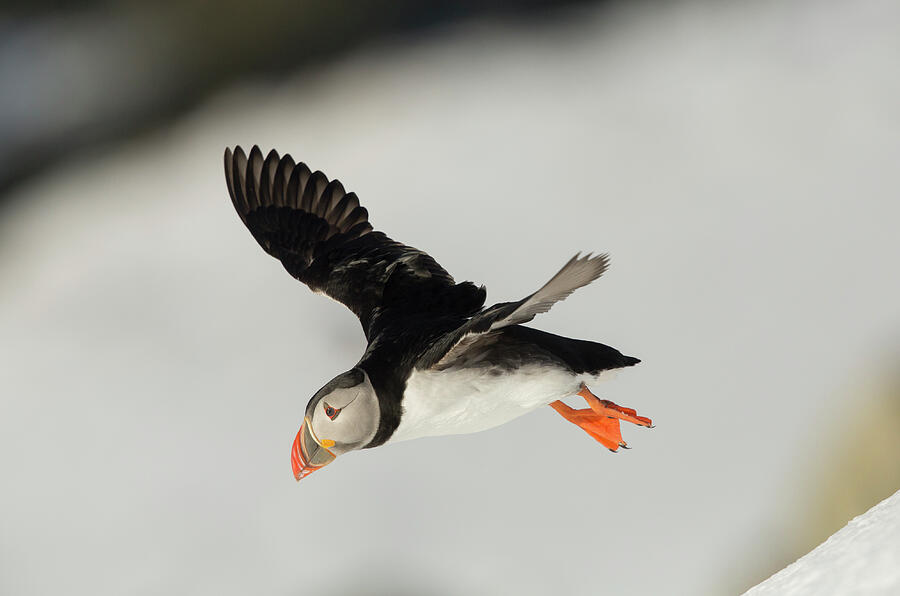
[290,422,336,482]
[291,428,306,481]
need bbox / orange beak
[291,418,336,481]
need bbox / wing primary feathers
[342,204,369,230]
[300,171,324,212]
[261,149,279,206]
[224,145,483,338]
[231,146,249,217]
[285,161,301,209]
[332,192,359,227]
[320,180,345,220]
[310,172,328,215]
[258,149,277,207]
[245,146,264,211]
[293,163,311,209]
[224,147,235,212]
[272,153,293,206]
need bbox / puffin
[224,146,652,481]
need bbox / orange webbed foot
[578,386,653,428]
[550,385,652,451]
[549,400,627,451]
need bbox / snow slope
[745,490,900,595]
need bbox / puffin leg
[577,385,653,428]
[549,400,626,451]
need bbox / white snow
[745,490,900,596]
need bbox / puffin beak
[291,418,336,481]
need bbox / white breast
[388,365,600,443]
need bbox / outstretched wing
[225,145,485,339]
[419,253,610,369]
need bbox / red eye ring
[324,404,340,420]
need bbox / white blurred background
[1,0,899,594]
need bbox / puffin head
[291,368,379,481]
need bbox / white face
[305,369,380,455]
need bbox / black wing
[225,146,485,339]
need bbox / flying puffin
[224,146,652,481]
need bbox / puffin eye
[323,403,340,420]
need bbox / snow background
[746,490,900,595]
[1,0,898,594]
